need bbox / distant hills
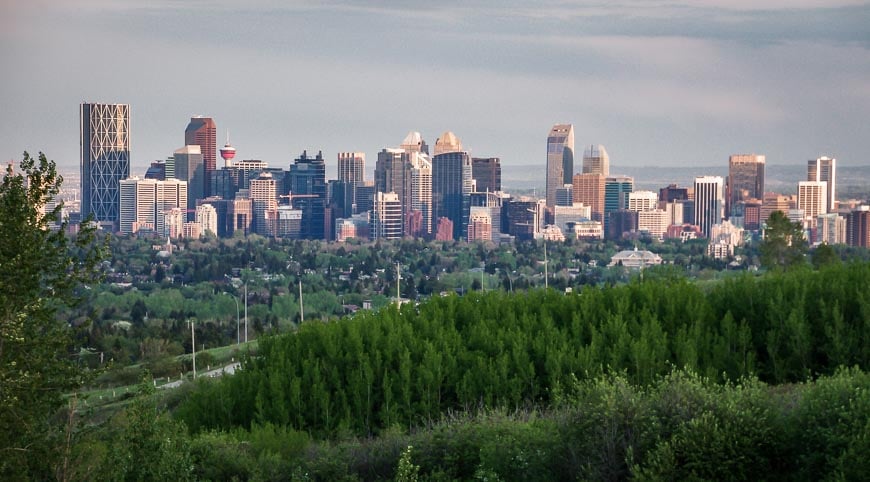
[503,164,870,201]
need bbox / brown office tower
[572,173,605,222]
[847,207,870,247]
[185,116,217,190]
[727,154,765,218]
[472,157,501,192]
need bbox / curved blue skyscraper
[432,131,472,240]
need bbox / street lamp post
[187,319,196,379]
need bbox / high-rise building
[628,190,658,212]
[555,184,573,207]
[250,172,278,236]
[196,203,218,236]
[573,173,605,222]
[846,207,870,247]
[808,156,836,211]
[604,176,634,233]
[375,148,408,212]
[407,151,433,237]
[582,144,609,176]
[185,116,217,181]
[659,184,689,203]
[472,157,501,193]
[118,177,187,235]
[503,199,538,241]
[467,207,492,242]
[694,176,725,238]
[337,152,365,184]
[727,154,765,217]
[797,181,828,220]
[546,124,574,208]
[372,191,403,240]
[432,132,472,240]
[80,102,130,226]
[288,150,327,240]
[173,145,205,218]
[400,131,429,155]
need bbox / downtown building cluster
[77,102,870,252]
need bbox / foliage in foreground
[178,262,870,437]
[137,368,870,480]
[0,152,105,478]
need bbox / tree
[0,152,105,477]
[759,210,806,270]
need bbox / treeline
[177,262,870,437]
[136,369,870,480]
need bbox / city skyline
[3,1,869,175]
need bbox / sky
[1,0,869,181]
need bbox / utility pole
[544,241,548,290]
[299,277,304,323]
[244,283,248,343]
[396,262,401,301]
[188,319,196,379]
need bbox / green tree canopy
[0,152,105,477]
[760,210,806,270]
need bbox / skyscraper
[372,191,403,240]
[472,157,501,193]
[250,172,278,236]
[288,150,327,240]
[173,145,205,217]
[572,173,605,222]
[546,124,574,208]
[407,151,433,237]
[604,176,634,233]
[797,181,828,220]
[80,102,130,226]
[808,156,836,211]
[337,152,365,184]
[185,116,217,179]
[727,154,765,217]
[694,176,725,238]
[432,131,472,240]
[118,177,187,235]
[375,148,408,210]
[582,144,609,176]
[400,131,429,155]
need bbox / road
[159,362,241,389]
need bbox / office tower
[338,152,365,184]
[185,116,217,177]
[210,168,239,200]
[145,160,166,180]
[235,159,269,189]
[229,197,252,235]
[407,151,433,237]
[638,209,669,239]
[400,131,429,154]
[816,213,846,245]
[433,131,462,156]
[608,210,638,240]
[196,203,218,236]
[354,182,376,214]
[467,207,492,242]
[546,124,575,207]
[503,199,538,241]
[372,191,403,240]
[797,181,828,220]
[727,154,765,218]
[604,176,634,233]
[761,193,791,225]
[472,157,501,193]
[659,184,689,203]
[743,200,762,231]
[555,184,573,207]
[250,172,278,236]
[846,207,870,247]
[80,102,130,226]
[173,145,205,217]
[118,177,187,235]
[573,173,605,222]
[469,191,504,237]
[694,176,725,238]
[197,197,229,237]
[288,150,327,240]
[808,156,836,211]
[582,144,609,176]
[432,132,472,240]
[375,148,408,211]
[554,203,591,236]
[628,190,658,212]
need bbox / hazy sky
[2,0,869,180]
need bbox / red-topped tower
[219,130,236,167]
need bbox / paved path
[159,362,241,389]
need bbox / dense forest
[178,263,870,440]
